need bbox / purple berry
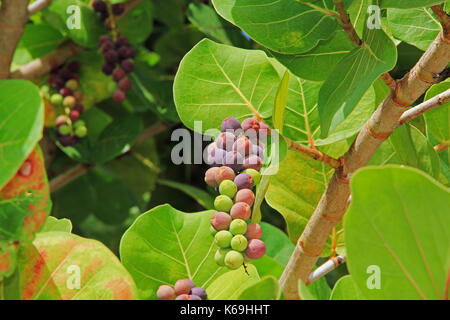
[224,151,244,172]
[233,136,252,156]
[113,90,126,103]
[221,117,242,132]
[93,0,107,13]
[116,36,129,47]
[102,63,114,75]
[190,287,207,300]
[112,3,125,15]
[118,78,131,91]
[208,148,226,167]
[113,69,126,82]
[216,132,236,151]
[234,173,254,190]
[241,118,260,131]
[174,279,194,296]
[243,155,262,171]
[104,49,119,63]
[121,60,134,73]
[67,61,80,72]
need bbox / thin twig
[332,0,361,46]
[399,88,450,125]
[9,42,82,80]
[431,5,450,39]
[28,0,53,17]
[285,137,341,169]
[434,141,449,153]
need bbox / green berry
[74,125,87,138]
[243,169,261,185]
[231,235,248,252]
[229,219,247,235]
[58,124,71,136]
[219,180,237,198]
[73,120,85,128]
[214,248,230,266]
[215,230,233,248]
[224,250,244,270]
[66,79,78,91]
[40,85,50,97]
[50,93,63,105]
[214,195,233,212]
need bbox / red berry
[245,239,266,259]
[98,35,111,46]
[118,78,131,91]
[69,110,80,122]
[105,49,118,63]
[113,69,126,82]
[74,104,84,114]
[112,90,126,103]
[121,60,134,73]
[55,115,68,126]
[174,279,194,296]
[242,118,260,131]
[204,167,220,188]
[74,91,84,101]
[230,202,251,220]
[245,223,262,240]
[60,87,72,97]
[116,36,129,47]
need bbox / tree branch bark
[9,42,82,80]
[399,88,450,125]
[431,4,450,39]
[0,0,30,79]
[280,30,450,299]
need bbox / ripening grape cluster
[92,0,125,25]
[94,1,135,103]
[205,117,268,270]
[45,61,87,147]
[157,279,207,300]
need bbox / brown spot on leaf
[105,278,134,300]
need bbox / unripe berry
[204,167,220,188]
[224,250,244,270]
[66,79,78,91]
[243,155,263,171]
[214,195,233,212]
[55,115,68,127]
[234,189,255,206]
[214,248,230,266]
[242,169,261,185]
[50,93,63,105]
[190,287,207,300]
[234,173,254,190]
[230,202,251,220]
[229,219,247,235]
[216,132,235,151]
[245,239,266,259]
[174,279,194,296]
[221,117,242,132]
[63,96,76,108]
[215,166,235,185]
[231,235,248,252]
[73,119,85,129]
[233,136,252,156]
[113,90,126,103]
[215,230,233,248]
[245,223,262,240]
[74,125,87,138]
[157,285,175,300]
[210,212,232,231]
[219,180,237,198]
[58,124,71,136]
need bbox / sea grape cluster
[157,279,207,300]
[94,1,135,103]
[93,0,125,25]
[46,61,87,147]
[205,117,267,270]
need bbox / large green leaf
[260,222,294,266]
[39,216,72,234]
[157,179,215,210]
[116,0,153,44]
[345,166,450,300]
[250,255,285,279]
[424,80,450,144]
[330,275,364,300]
[265,150,341,257]
[1,232,138,300]
[187,2,250,47]
[237,276,280,300]
[0,80,43,189]
[174,38,280,132]
[269,30,354,82]
[12,24,64,65]
[389,124,440,179]
[0,148,51,279]
[318,28,397,137]
[212,0,338,54]
[120,204,226,299]
[43,0,106,48]
[388,8,441,51]
[298,277,331,300]
[381,0,447,9]
[205,264,259,300]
